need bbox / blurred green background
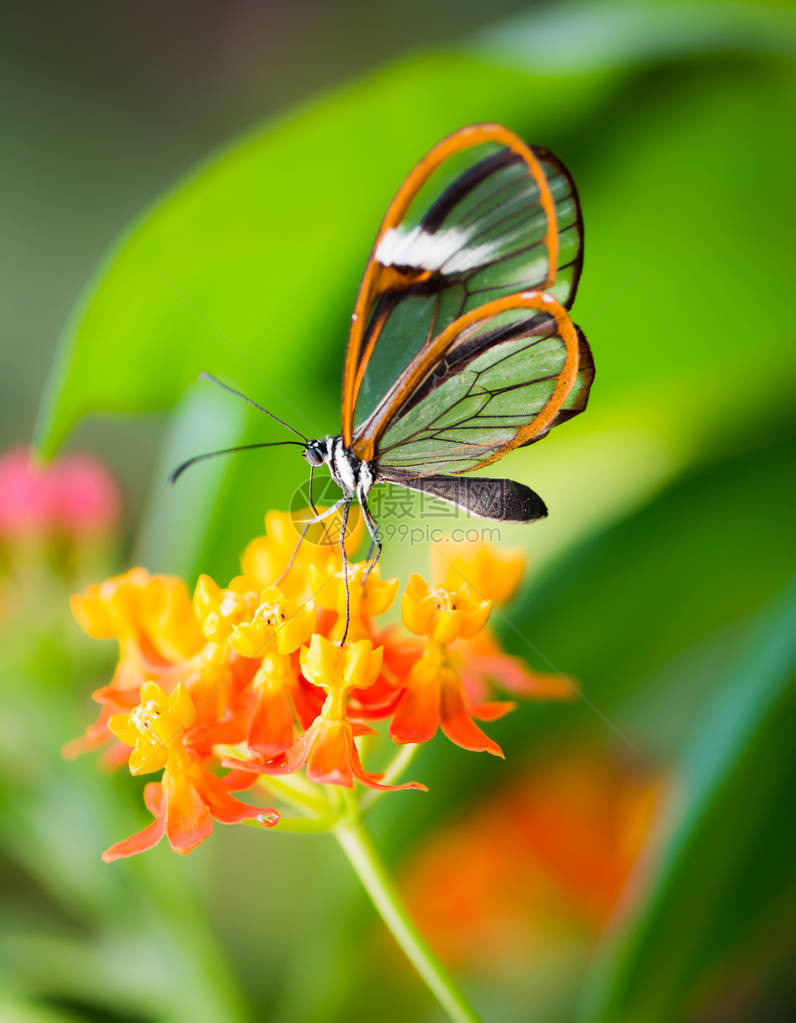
[2,1,795,1021]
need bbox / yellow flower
[229,586,316,657]
[192,574,258,644]
[309,561,399,640]
[430,539,525,608]
[241,510,309,591]
[311,562,398,618]
[109,682,195,775]
[401,574,491,644]
[300,634,383,717]
[71,568,203,662]
[241,508,364,599]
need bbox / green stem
[255,774,330,816]
[244,814,335,834]
[334,817,481,1023]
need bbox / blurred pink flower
[54,454,121,536]
[0,447,120,540]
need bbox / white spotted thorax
[303,436,373,503]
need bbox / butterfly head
[303,439,329,468]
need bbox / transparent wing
[356,293,593,475]
[341,124,584,443]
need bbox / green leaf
[577,579,796,1022]
[0,991,82,1023]
[473,0,796,73]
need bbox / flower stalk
[334,808,482,1023]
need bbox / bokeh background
[2,1,795,1021]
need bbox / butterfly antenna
[169,441,304,485]
[200,371,308,441]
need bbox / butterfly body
[304,436,373,504]
[302,432,547,541]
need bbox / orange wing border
[341,123,559,446]
[352,291,582,469]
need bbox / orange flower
[72,568,202,662]
[455,630,575,704]
[392,574,506,755]
[109,680,194,774]
[431,538,575,704]
[229,636,426,791]
[309,565,404,718]
[231,586,319,757]
[345,623,411,721]
[390,639,511,757]
[104,682,277,858]
[228,585,316,658]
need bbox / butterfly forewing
[342,124,583,442]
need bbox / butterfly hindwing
[353,292,592,474]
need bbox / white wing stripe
[375,225,499,274]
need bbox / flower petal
[390,675,441,746]
[440,682,504,758]
[481,656,576,699]
[101,783,165,862]
[222,768,260,792]
[351,752,428,792]
[247,690,295,757]
[223,726,314,777]
[470,700,517,722]
[102,817,166,862]
[195,769,277,825]
[293,688,324,733]
[305,720,355,787]
[162,768,213,854]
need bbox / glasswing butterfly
[174,123,594,637]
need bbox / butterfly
[174,123,594,634]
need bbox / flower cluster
[69,509,572,860]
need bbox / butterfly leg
[339,500,352,644]
[276,477,341,586]
[359,491,382,582]
[306,464,335,548]
[274,519,311,587]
